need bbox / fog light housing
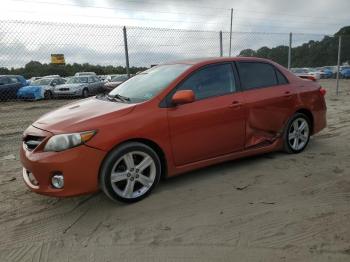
[51,173,64,189]
[28,172,39,186]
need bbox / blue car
[17,77,66,100]
[341,68,350,79]
[0,75,28,100]
[322,69,333,79]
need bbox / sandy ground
[0,80,350,261]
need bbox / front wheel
[44,90,53,100]
[283,113,311,154]
[100,142,161,203]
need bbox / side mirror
[172,90,195,106]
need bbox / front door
[167,63,246,166]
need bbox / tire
[82,88,89,98]
[44,90,53,100]
[100,142,161,203]
[283,113,311,154]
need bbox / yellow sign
[51,54,65,65]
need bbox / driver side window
[176,63,236,100]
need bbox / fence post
[219,31,223,57]
[229,8,233,57]
[288,32,292,69]
[336,35,342,96]
[123,26,130,78]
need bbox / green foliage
[239,27,350,68]
[6,62,147,79]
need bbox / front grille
[23,135,45,151]
[59,88,69,91]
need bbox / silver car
[53,76,104,98]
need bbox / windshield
[109,64,191,102]
[67,77,88,84]
[31,79,52,85]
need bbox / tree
[238,26,350,67]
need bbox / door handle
[229,101,241,109]
[283,91,293,99]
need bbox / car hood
[19,85,43,92]
[33,97,135,133]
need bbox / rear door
[236,61,297,148]
[88,76,96,93]
[166,63,246,166]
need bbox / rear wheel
[100,142,161,203]
[283,113,311,154]
[82,88,89,98]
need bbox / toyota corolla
[20,57,327,203]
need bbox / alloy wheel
[110,151,156,199]
[288,117,310,151]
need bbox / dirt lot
[0,80,350,261]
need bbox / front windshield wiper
[107,94,130,103]
[108,93,130,103]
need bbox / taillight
[319,87,326,96]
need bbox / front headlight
[44,130,96,152]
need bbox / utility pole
[123,26,130,78]
[336,35,342,96]
[219,31,223,57]
[229,8,233,57]
[288,32,292,70]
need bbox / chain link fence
[0,20,349,158]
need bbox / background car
[340,67,350,79]
[103,74,129,92]
[17,77,66,100]
[74,72,96,77]
[303,68,321,80]
[291,68,319,81]
[315,67,333,79]
[53,75,104,97]
[0,75,28,100]
[105,74,122,82]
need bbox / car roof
[0,75,22,77]
[163,56,276,66]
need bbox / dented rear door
[236,61,297,148]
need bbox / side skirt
[169,138,283,177]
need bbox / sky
[1,0,349,68]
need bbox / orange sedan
[20,57,327,203]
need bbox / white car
[303,68,321,80]
[291,68,320,80]
[74,72,96,77]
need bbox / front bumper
[54,90,81,97]
[20,127,106,197]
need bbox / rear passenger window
[9,77,19,84]
[176,63,236,100]
[276,70,288,85]
[0,77,9,85]
[238,62,277,90]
